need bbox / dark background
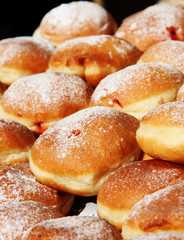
[0,0,157,40]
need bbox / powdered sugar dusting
[91,62,184,105]
[144,101,184,127]
[1,72,92,121]
[98,159,184,209]
[56,34,136,57]
[0,201,62,240]
[41,1,113,36]
[0,163,61,206]
[126,182,184,222]
[23,216,122,239]
[0,36,55,66]
[116,2,184,51]
[140,40,184,74]
[32,106,138,174]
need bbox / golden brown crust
[98,159,184,209]
[30,106,140,196]
[0,162,74,214]
[0,119,35,151]
[136,101,184,163]
[139,101,184,127]
[0,201,63,240]
[90,62,184,119]
[0,36,55,85]
[138,41,184,75]
[122,183,184,238]
[97,159,184,229]
[22,216,123,240]
[35,1,117,46]
[0,72,93,134]
[48,35,142,87]
[115,3,184,52]
[0,119,36,165]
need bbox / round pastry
[0,201,63,240]
[0,162,74,215]
[90,62,184,120]
[136,101,184,164]
[0,36,55,86]
[115,2,184,52]
[97,159,184,230]
[0,118,35,165]
[33,1,117,46]
[138,40,184,74]
[47,35,142,87]
[22,216,123,240]
[0,72,93,135]
[30,106,140,196]
[126,231,184,240]
[122,182,184,238]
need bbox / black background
[0,0,157,40]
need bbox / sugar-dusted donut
[47,35,142,87]
[115,3,184,51]
[122,182,184,238]
[0,162,74,214]
[0,36,55,85]
[138,40,184,75]
[0,118,35,165]
[136,101,184,164]
[0,72,93,135]
[97,159,184,230]
[90,62,184,120]
[33,1,117,46]
[0,201,63,240]
[22,216,123,240]
[30,106,140,196]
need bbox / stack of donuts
[0,0,184,239]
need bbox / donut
[0,36,55,86]
[90,62,184,120]
[0,72,93,135]
[0,201,63,240]
[33,1,117,46]
[136,101,184,164]
[115,2,184,52]
[97,159,184,230]
[22,216,123,240]
[47,35,142,87]
[137,40,184,75]
[0,118,35,165]
[122,182,184,238]
[30,106,140,196]
[126,231,184,240]
[0,162,74,214]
